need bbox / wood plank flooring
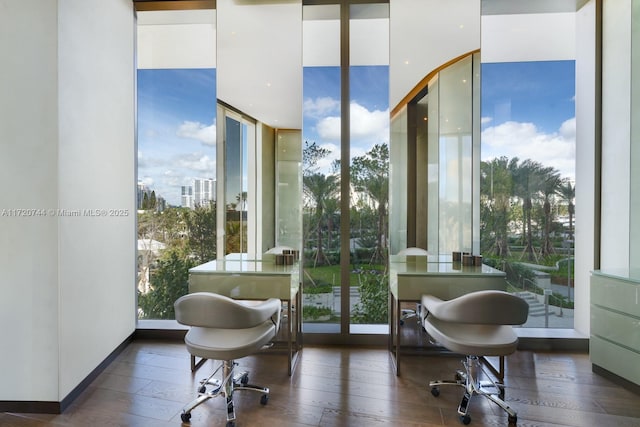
[2,340,640,426]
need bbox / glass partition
[480,4,577,328]
[223,111,253,255]
[276,130,303,249]
[437,55,475,255]
[389,106,407,255]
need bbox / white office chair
[421,290,529,425]
[174,292,281,426]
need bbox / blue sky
[137,69,216,206]
[137,61,575,205]
[302,65,390,171]
[481,60,576,180]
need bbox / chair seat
[423,316,518,356]
[185,321,277,361]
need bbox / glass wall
[301,2,389,335]
[348,3,389,331]
[136,8,216,320]
[480,7,577,328]
[302,4,341,332]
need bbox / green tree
[556,179,575,241]
[185,202,216,263]
[304,173,339,266]
[480,156,516,257]
[351,143,389,264]
[149,190,157,210]
[142,192,149,210]
[138,249,195,319]
[352,270,388,324]
[511,159,546,262]
[303,141,339,266]
[540,167,562,257]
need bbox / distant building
[137,181,166,212]
[181,185,194,209]
[194,178,216,207]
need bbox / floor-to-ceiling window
[348,4,390,333]
[302,4,342,333]
[480,5,578,329]
[135,7,216,321]
[302,1,389,338]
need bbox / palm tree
[480,156,517,258]
[511,159,545,262]
[540,167,562,257]
[556,180,575,241]
[303,172,340,267]
[351,143,389,264]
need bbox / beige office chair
[421,290,529,425]
[174,292,281,426]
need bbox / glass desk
[389,257,507,375]
[189,257,301,375]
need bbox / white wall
[600,0,632,271]
[57,0,136,398]
[389,0,481,110]
[0,0,135,403]
[574,0,597,335]
[0,0,61,401]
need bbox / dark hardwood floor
[2,340,640,426]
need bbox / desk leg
[287,299,292,375]
[388,292,401,376]
[287,294,302,376]
[395,296,402,375]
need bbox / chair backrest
[174,292,281,330]
[397,247,429,256]
[426,290,529,325]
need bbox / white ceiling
[137,0,582,129]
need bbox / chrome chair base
[429,356,517,425]
[180,360,269,426]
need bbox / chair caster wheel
[180,412,191,423]
[226,421,235,427]
[460,414,471,425]
[260,394,269,405]
[508,415,517,424]
[241,373,249,385]
[430,387,440,397]
[198,385,206,393]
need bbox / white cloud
[315,143,340,172]
[139,176,154,187]
[481,118,576,179]
[317,116,341,141]
[481,116,493,125]
[175,153,216,173]
[176,120,216,146]
[304,96,340,119]
[316,102,389,143]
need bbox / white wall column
[0,0,135,405]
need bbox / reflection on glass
[276,130,303,249]
[438,55,474,254]
[389,107,408,254]
[224,114,249,254]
